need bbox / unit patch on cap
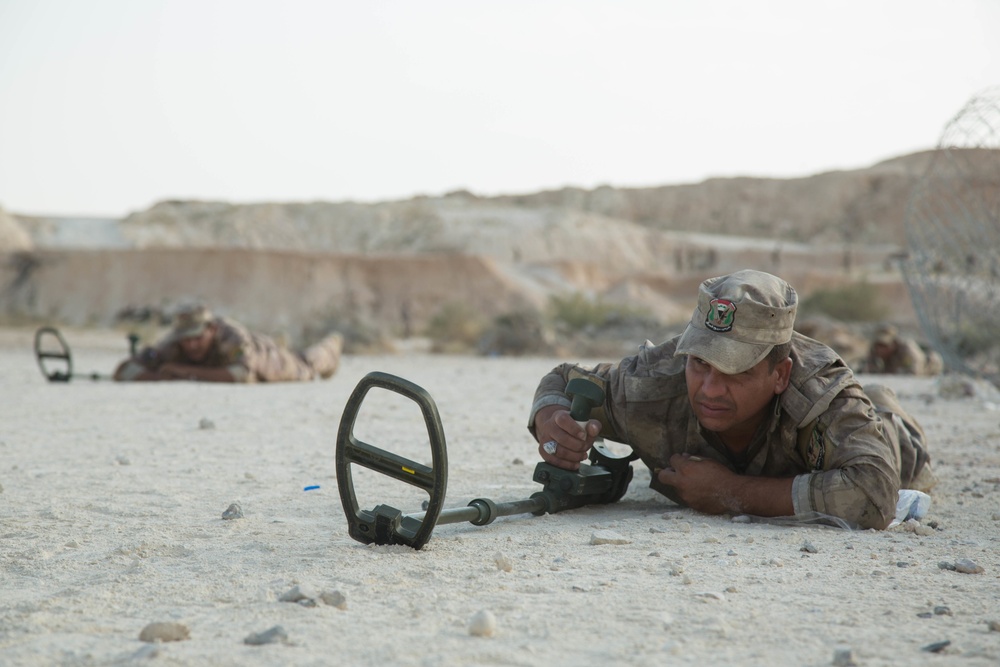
[705,298,736,332]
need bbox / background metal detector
[34,326,139,382]
[336,371,637,550]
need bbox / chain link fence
[901,86,1000,385]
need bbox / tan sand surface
[2,327,999,666]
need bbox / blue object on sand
[304,485,320,491]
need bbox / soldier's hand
[656,453,737,515]
[534,405,600,471]
[137,346,159,365]
[157,362,194,380]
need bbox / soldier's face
[685,354,792,449]
[179,325,215,362]
[872,341,894,360]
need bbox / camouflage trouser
[863,383,937,492]
[299,333,343,380]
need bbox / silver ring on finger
[542,440,558,455]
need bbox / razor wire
[901,86,1000,385]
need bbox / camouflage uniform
[117,316,342,383]
[868,336,943,376]
[528,332,934,530]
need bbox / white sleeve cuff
[791,473,815,515]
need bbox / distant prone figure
[113,304,342,383]
[865,324,943,376]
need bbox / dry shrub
[799,282,884,322]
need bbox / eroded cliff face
[109,151,947,253]
[4,150,962,340]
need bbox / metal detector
[34,326,138,382]
[336,371,637,550]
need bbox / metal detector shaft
[406,497,546,526]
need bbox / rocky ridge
[1,150,984,349]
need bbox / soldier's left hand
[656,453,737,515]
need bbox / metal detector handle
[530,377,636,513]
[34,327,73,382]
[335,371,449,550]
[530,442,637,514]
[567,376,604,422]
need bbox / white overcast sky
[1,0,998,218]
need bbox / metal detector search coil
[335,371,636,550]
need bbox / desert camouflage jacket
[132,317,311,383]
[872,338,934,375]
[528,332,904,529]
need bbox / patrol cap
[172,303,213,339]
[874,324,897,345]
[675,270,797,374]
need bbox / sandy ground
[2,326,1000,667]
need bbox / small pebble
[987,620,1000,632]
[954,558,984,574]
[921,640,950,653]
[494,552,513,572]
[320,589,347,609]
[279,584,315,603]
[244,625,288,646]
[695,591,725,601]
[138,621,190,643]
[801,542,818,554]
[934,606,952,616]
[590,530,630,545]
[832,646,856,666]
[468,610,496,637]
[222,502,243,520]
[199,417,215,430]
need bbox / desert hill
[1,150,982,353]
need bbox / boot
[303,333,343,379]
